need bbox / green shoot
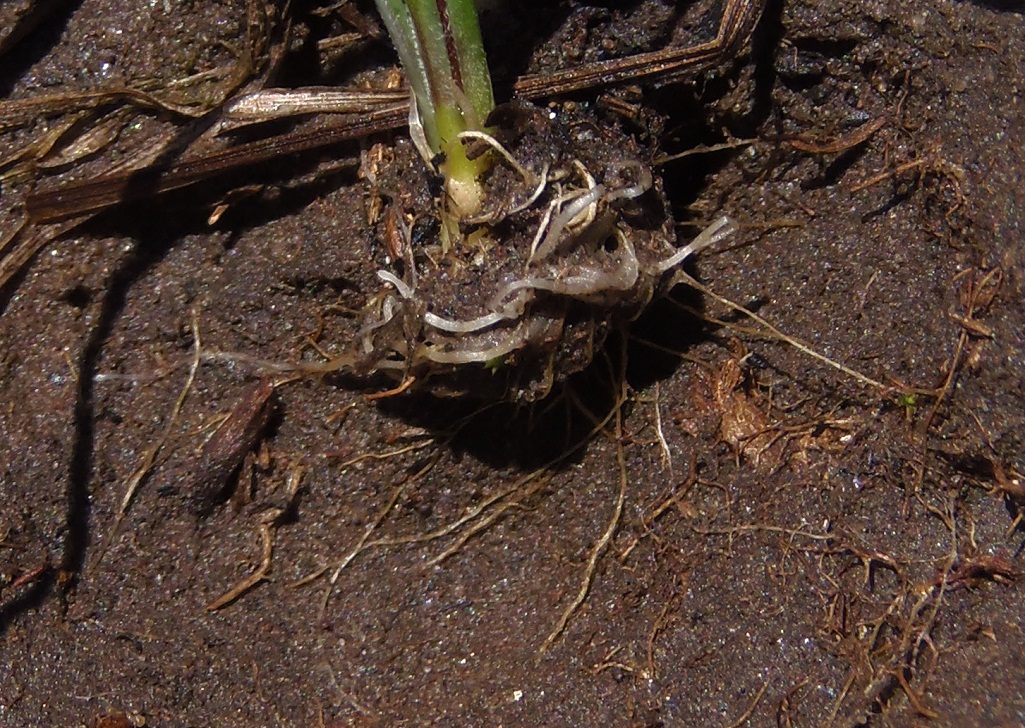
[374,0,495,218]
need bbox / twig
[690,524,833,541]
[654,138,756,166]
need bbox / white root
[489,279,538,313]
[603,161,653,202]
[527,196,558,260]
[529,160,653,264]
[530,184,605,263]
[424,282,537,334]
[423,310,509,333]
[654,215,736,273]
[528,162,601,262]
[456,129,551,223]
[420,319,546,365]
[349,149,734,388]
[570,160,599,230]
[491,229,640,313]
[457,130,534,185]
[359,295,398,355]
[376,269,414,299]
[508,161,551,215]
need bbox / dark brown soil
[2,1,1024,726]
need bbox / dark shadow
[965,0,1024,13]
[484,0,574,96]
[369,331,632,473]
[63,210,213,578]
[805,144,875,190]
[0,0,84,95]
[860,186,918,223]
[626,283,709,393]
[0,153,359,630]
[650,0,783,207]
[0,207,193,634]
[356,281,709,474]
[488,0,677,99]
[0,573,56,634]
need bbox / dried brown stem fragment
[25,105,408,223]
[185,377,277,508]
[513,0,764,97]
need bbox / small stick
[25,104,408,223]
[94,314,202,566]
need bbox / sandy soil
[2,1,1024,726]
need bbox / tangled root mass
[333,101,732,401]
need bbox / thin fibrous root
[457,129,535,185]
[426,473,548,566]
[530,183,605,262]
[539,391,629,653]
[655,215,736,273]
[674,273,889,390]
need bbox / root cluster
[332,103,733,400]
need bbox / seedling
[356,0,741,400]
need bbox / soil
[1,1,1024,726]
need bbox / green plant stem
[374,0,495,217]
[442,0,493,127]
